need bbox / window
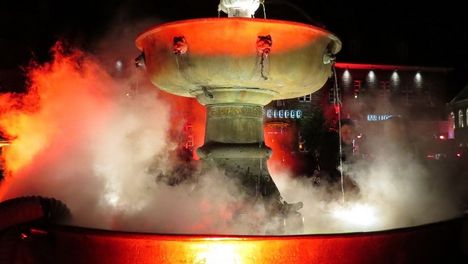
[459,110,464,128]
[466,108,468,127]
[352,80,362,98]
[298,94,311,102]
[353,80,362,94]
[185,135,194,148]
[404,87,414,106]
[184,124,194,150]
[379,80,390,97]
[276,100,285,107]
[450,111,455,129]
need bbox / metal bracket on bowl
[323,47,336,65]
[134,52,145,68]
[172,36,192,79]
[202,87,214,99]
[256,35,272,80]
[173,36,188,55]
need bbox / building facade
[263,62,453,175]
[448,85,468,146]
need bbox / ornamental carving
[208,105,262,118]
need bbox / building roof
[450,84,468,105]
[335,62,453,73]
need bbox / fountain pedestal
[198,103,279,201]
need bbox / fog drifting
[0,22,465,235]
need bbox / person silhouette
[316,119,359,196]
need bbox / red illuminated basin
[5,217,465,264]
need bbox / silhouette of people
[315,118,359,196]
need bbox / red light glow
[264,122,298,176]
[157,90,206,160]
[137,18,333,57]
[335,63,451,73]
[0,44,113,174]
[0,42,206,201]
[39,219,463,264]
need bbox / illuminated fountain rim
[0,195,465,262]
[55,214,465,238]
[135,17,342,54]
[29,215,465,264]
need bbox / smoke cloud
[276,107,467,234]
[0,20,465,235]
[0,26,263,235]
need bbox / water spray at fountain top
[218,0,262,18]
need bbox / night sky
[1,0,467,98]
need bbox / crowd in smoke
[0,21,466,235]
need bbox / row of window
[346,79,426,94]
[451,109,468,129]
[297,78,430,104]
[298,94,312,102]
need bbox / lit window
[450,112,455,129]
[353,80,362,97]
[298,94,311,102]
[185,135,194,148]
[466,108,468,127]
[459,110,464,128]
[276,100,285,107]
[298,134,307,152]
[379,81,390,96]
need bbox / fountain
[0,1,465,263]
[134,0,340,231]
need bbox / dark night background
[1,0,467,99]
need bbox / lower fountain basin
[3,216,466,264]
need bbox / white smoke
[0,17,465,236]
[276,116,466,234]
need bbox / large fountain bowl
[136,18,341,105]
[1,218,466,264]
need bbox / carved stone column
[197,102,281,204]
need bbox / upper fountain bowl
[136,18,341,105]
